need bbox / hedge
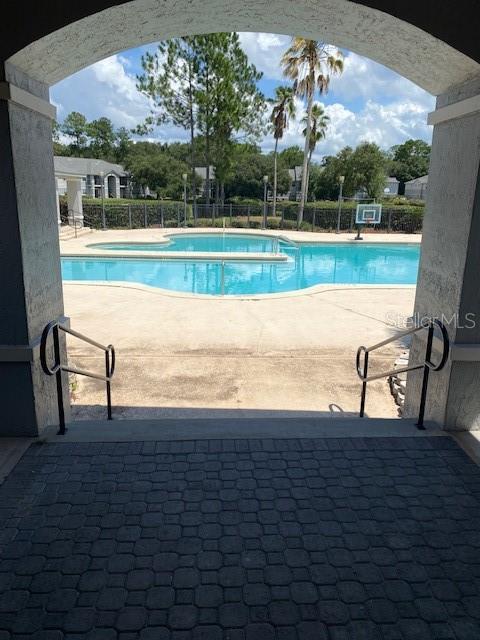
[60,199,424,233]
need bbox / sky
[50,32,435,163]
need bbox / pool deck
[59,227,418,421]
[60,228,422,262]
[62,282,415,420]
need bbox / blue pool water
[62,242,420,295]
[90,233,280,253]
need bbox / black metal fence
[60,201,423,234]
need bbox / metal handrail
[356,318,449,429]
[40,320,115,435]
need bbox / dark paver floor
[1,436,480,639]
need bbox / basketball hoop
[354,204,382,240]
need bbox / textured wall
[405,76,480,429]
[4,0,479,94]
[0,65,69,435]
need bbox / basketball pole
[354,224,363,240]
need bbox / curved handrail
[40,320,115,434]
[356,318,449,429]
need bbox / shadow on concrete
[71,404,359,421]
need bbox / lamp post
[100,171,106,230]
[263,175,268,230]
[336,175,345,234]
[182,172,188,227]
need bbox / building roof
[386,176,400,184]
[54,156,128,178]
[406,175,428,184]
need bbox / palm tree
[270,86,296,216]
[301,103,330,201]
[282,38,343,227]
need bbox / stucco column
[66,177,84,227]
[55,178,61,225]
[0,63,70,435]
[404,76,480,430]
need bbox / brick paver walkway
[1,437,480,639]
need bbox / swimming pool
[62,242,420,295]
[90,233,282,253]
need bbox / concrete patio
[62,281,416,421]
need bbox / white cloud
[51,35,436,159]
[261,96,434,161]
[51,54,153,131]
[328,51,434,113]
[238,32,291,80]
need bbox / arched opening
[107,174,118,199]
[2,5,480,638]
[1,1,480,436]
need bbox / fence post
[388,210,392,233]
[350,210,354,231]
[177,203,180,227]
[229,203,232,225]
[160,205,164,228]
[281,208,284,229]
[128,204,132,229]
[312,209,316,232]
[247,205,250,228]
[144,203,147,228]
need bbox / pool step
[59,226,94,241]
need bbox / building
[404,175,428,200]
[383,176,400,197]
[288,166,303,201]
[54,156,144,226]
[195,166,216,199]
[54,156,132,200]
[354,176,400,200]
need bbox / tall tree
[115,127,133,164]
[390,139,431,193]
[197,33,266,207]
[87,117,117,159]
[223,143,289,199]
[125,142,190,199]
[301,102,329,201]
[282,38,343,227]
[137,34,266,212]
[137,37,199,216]
[350,142,388,198]
[270,86,296,215]
[279,146,304,169]
[61,111,88,153]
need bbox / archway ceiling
[5,0,480,95]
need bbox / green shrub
[231,218,248,228]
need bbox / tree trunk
[205,147,210,205]
[272,137,278,217]
[204,66,211,208]
[298,82,314,229]
[215,180,220,219]
[305,147,313,203]
[188,63,197,223]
